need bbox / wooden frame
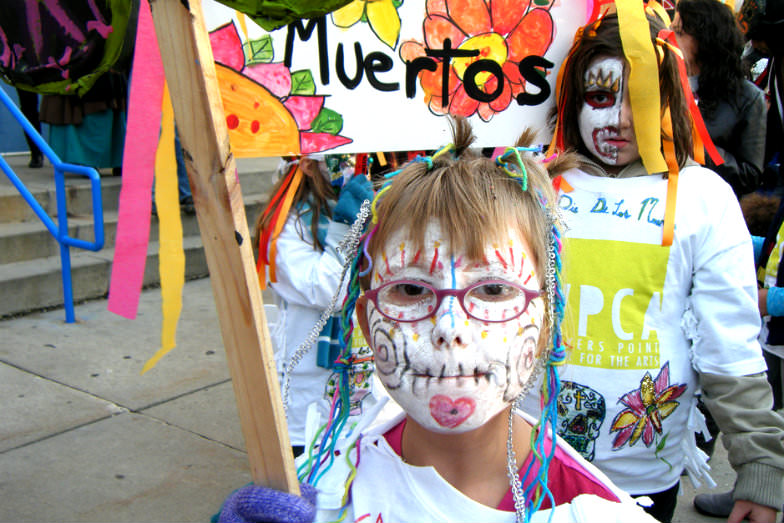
[148,0,298,494]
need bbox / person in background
[252,154,376,458]
[672,0,767,199]
[741,0,784,195]
[14,87,43,168]
[152,129,194,216]
[542,7,784,522]
[693,190,784,519]
[39,70,128,175]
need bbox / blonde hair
[361,117,576,352]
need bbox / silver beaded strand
[281,200,372,416]
[504,201,563,523]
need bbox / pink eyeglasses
[364,279,541,323]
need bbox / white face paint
[578,57,640,170]
[364,222,544,434]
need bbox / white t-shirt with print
[528,165,766,495]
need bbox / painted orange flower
[209,22,352,157]
[610,362,686,449]
[399,0,554,121]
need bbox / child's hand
[217,483,317,523]
[334,175,374,224]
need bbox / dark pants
[15,88,41,157]
[641,481,680,523]
[764,350,783,410]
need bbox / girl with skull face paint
[215,118,658,523]
[540,5,784,523]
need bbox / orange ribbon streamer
[256,165,303,289]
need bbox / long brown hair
[252,157,338,254]
[555,13,693,168]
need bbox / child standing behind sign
[539,6,784,523]
[252,155,376,457]
[216,118,658,523]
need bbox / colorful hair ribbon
[661,107,680,247]
[547,24,589,158]
[644,0,671,24]
[617,0,668,175]
[256,162,303,288]
[496,146,544,192]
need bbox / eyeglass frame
[363,279,542,323]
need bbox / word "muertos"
[285,17,553,107]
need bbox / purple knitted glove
[217,483,318,523]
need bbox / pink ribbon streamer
[107,0,164,318]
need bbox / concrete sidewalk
[0,277,736,522]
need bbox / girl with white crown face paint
[578,56,641,172]
[358,222,544,434]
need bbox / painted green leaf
[243,35,274,65]
[311,108,343,135]
[656,432,669,453]
[290,70,316,95]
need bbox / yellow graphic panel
[563,238,669,370]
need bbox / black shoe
[693,491,734,518]
[180,196,195,215]
[28,154,43,168]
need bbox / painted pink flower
[610,362,686,449]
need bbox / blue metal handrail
[0,87,105,323]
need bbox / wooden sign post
[148,0,299,494]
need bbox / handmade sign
[202,0,589,155]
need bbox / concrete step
[0,235,211,318]
[0,155,280,317]
[0,157,278,223]
[0,192,266,265]
[0,176,123,223]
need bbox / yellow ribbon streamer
[142,82,186,374]
[617,0,668,175]
[645,1,671,24]
[661,107,679,247]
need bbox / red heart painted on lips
[429,395,476,428]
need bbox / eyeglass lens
[376,281,532,322]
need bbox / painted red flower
[610,362,686,449]
[399,0,554,121]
